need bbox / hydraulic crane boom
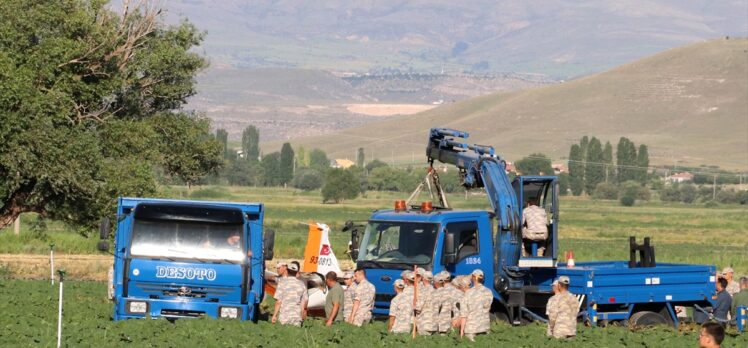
[426,128,524,290]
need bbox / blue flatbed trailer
[532,261,716,325]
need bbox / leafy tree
[367,167,403,191]
[321,169,360,203]
[309,148,329,172]
[579,136,589,184]
[602,141,614,183]
[616,137,638,183]
[0,1,217,229]
[365,159,388,173]
[593,183,618,200]
[515,153,553,176]
[659,185,681,202]
[216,129,229,158]
[291,168,324,191]
[636,144,649,184]
[241,125,260,162]
[261,152,281,186]
[279,143,295,185]
[584,138,604,194]
[716,190,738,204]
[568,144,584,196]
[557,173,570,196]
[356,147,365,168]
[680,184,698,203]
[296,145,308,167]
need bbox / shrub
[291,168,324,191]
[716,189,738,204]
[619,182,639,206]
[659,185,681,202]
[321,169,360,203]
[593,183,618,200]
[680,184,698,203]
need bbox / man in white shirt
[522,199,549,257]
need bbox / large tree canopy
[0,0,221,230]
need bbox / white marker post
[56,269,65,348]
[50,244,55,285]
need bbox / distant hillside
[163,0,747,77]
[270,39,748,170]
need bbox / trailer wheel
[628,311,668,329]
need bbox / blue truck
[348,128,716,327]
[98,197,274,321]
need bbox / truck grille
[135,283,233,299]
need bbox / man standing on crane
[522,198,549,257]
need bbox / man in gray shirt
[713,277,732,322]
[325,271,345,326]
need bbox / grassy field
[1,280,746,347]
[1,185,746,276]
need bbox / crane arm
[426,128,523,288]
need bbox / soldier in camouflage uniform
[722,267,740,296]
[348,268,376,326]
[545,280,559,336]
[416,269,438,335]
[436,271,462,334]
[272,262,308,326]
[546,276,579,339]
[342,271,356,321]
[459,270,493,341]
[388,279,412,333]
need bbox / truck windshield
[357,221,438,266]
[130,219,245,263]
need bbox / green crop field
[0,280,746,347]
[1,185,746,276]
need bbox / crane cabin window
[358,221,439,266]
[446,221,480,262]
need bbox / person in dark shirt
[712,278,732,322]
[324,271,345,326]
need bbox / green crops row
[1,280,746,347]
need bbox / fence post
[13,216,20,235]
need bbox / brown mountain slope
[268,39,748,170]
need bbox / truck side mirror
[99,217,111,240]
[443,232,457,265]
[343,221,360,260]
[264,228,275,260]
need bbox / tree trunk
[0,184,37,230]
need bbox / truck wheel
[628,311,668,329]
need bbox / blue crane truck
[348,128,716,327]
[98,197,274,321]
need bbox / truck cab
[103,198,273,321]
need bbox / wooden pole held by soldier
[412,265,418,338]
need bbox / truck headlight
[220,306,240,319]
[127,301,148,314]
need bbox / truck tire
[628,311,668,329]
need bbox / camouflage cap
[722,267,734,274]
[557,275,570,285]
[471,269,484,278]
[404,271,416,281]
[416,267,427,276]
[394,279,406,289]
[438,270,452,281]
[287,262,299,272]
[342,271,354,279]
[424,271,433,280]
[458,276,472,287]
